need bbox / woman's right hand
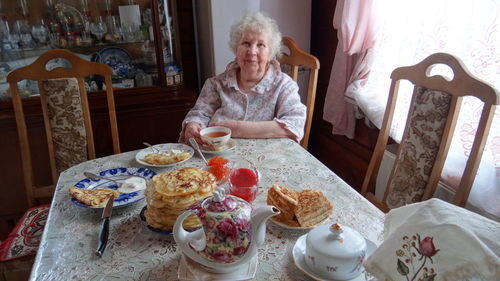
[182,122,204,145]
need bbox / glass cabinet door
[0,0,181,99]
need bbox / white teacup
[200,126,231,148]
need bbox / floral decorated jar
[305,223,367,280]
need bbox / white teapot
[173,187,279,273]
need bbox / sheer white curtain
[335,0,500,217]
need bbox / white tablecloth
[30,138,384,280]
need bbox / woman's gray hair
[228,12,282,60]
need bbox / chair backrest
[361,53,499,211]
[7,49,120,207]
[278,36,320,149]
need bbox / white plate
[292,234,376,281]
[178,254,258,281]
[269,216,330,230]
[135,143,194,167]
[199,139,237,154]
[70,167,156,209]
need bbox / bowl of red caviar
[207,156,230,183]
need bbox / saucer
[200,139,237,154]
[292,234,376,281]
[178,254,258,281]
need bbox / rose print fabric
[182,60,306,141]
[364,199,500,281]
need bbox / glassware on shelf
[0,18,9,51]
[142,8,153,41]
[0,0,163,91]
[20,0,30,18]
[80,0,92,45]
[105,15,121,42]
[122,23,140,42]
[104,0,113,13]
[90,16,107,45]
[31,21,49,48]
[135,69,153,87]
[0,17,6,36]
[2,21,15,51]
[14,19,33,49]
[9,34,20,50]
[47,31,58,47]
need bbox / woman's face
[236,29,271,81]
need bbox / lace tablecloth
[30,138,384,281]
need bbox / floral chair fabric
[385,86,452,209]
[42,78,88,173]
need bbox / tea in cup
[200,126,231,148]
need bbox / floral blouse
[182,60,306,141]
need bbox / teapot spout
[251,206,280,247]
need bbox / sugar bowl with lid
[304,223,368,280]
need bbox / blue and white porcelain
[71,167,156,209]
[96,47,133,77]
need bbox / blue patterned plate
[71,167,156,209]
[96,47,133,77]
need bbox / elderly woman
[180,12,306,145]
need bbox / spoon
[189,137,209,165]
[143,142,161,153]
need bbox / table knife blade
[95,194,114,257]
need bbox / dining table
[29,138,385,281]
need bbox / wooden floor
[0,256,34,281]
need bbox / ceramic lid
[202,187,246,212]
[306,223,366,258]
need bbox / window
[324,0,500,217]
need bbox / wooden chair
[278,36,320,150]
[7,49,120,207]
[0,49,120,278]
[360,53,499,213]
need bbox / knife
[95,194,114,257]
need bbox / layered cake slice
[295,189,333,227]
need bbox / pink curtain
[322,0,379,138]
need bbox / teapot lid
[202,187,242,212]
[306,223,366,259]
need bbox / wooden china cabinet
[0,0,198,239]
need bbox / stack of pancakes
[144,167,217,231]
[267,184,333,227]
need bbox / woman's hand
[181,122,204,144]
